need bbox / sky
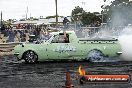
[0,0,113,20]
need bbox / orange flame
[78,65,86,76]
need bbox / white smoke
[118,26,132,61]
[91,26,132,61]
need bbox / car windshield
[42,34,54,42]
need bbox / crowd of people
[0,17,103,43]
[0,17,69,43]
[0,24,52,43]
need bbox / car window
[51,34,69,43]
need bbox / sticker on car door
[53,45,76,53]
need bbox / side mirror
[22,44,24,47]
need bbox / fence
[80,26,125,37]
[80,27,100,36]
[0,26,125,56]
[0,27,100,56]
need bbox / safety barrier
[0,42,22,56]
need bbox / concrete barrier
[0,42,22,56]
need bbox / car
[13,31,122,63]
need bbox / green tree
[103,0,132,26]
[81,12,100,26]
[71,6,85,22]
[71,6,102,26]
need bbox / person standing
[39,30,46,41]
[8,28,15,42]
[44,31,52,40]
[63,17,70,30]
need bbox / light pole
[55,0,58,28]
[102,12,104,23]
[0,11,2,30]
[101,4,106,24]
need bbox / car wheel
[23,50,38,63]
[87,50,104,62]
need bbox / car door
[47,33,82,60]
[47,33,69,59]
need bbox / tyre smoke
[86,26,132,61]
[118,26,132,61]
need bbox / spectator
[5,27,9,37]
[33,29,38,38]
[63,17,70,30]
[95,21,101,27]
[27,24,30,30]
[7,29,15,42]
[1,24,5,34]
[21,32,26,42]
[39,30,46,41]
[35,26,41,38]
[16,31,21,42]
[29,28,34,35]
[44,31,52,40]
[25,30,30,42]
[16,24,21,29]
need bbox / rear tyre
[87,50,104,62]
[23,50,38,63]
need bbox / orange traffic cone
[64,70,74,88]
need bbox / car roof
[50,30,75,35]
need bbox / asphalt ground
[0,55,132,88]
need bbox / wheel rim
[24,51,37,63]
[88,50,104,62]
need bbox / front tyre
[23,50,38,63]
